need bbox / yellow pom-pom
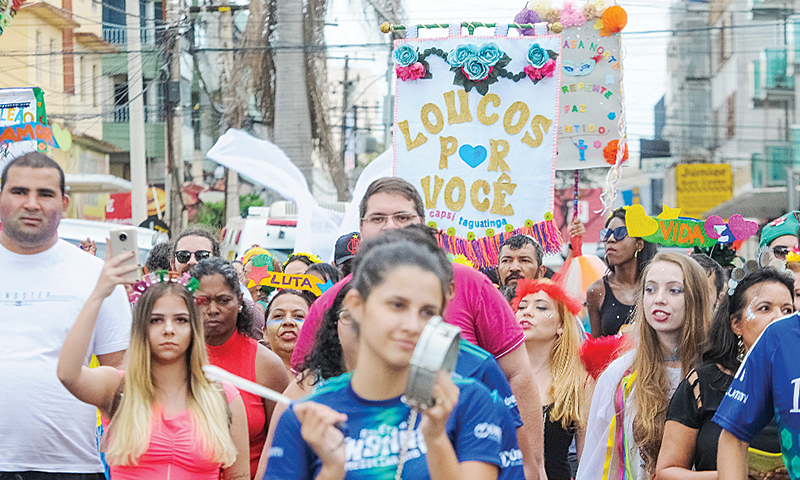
[583,3,598,19]
[592,0,610,15]
[528,0,551,18]
[549,22,563,33]
[786,251,800,263]
[453,254,476,269]
[380,22,391,34]
[545,7,562,23]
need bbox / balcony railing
[753,48,794,104]
[104,105,165,123]
[751,0,793,19]
[753,143,793,187]
[102,26,158,45]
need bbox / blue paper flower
[527,43,548,68]
[393,45,418,67]
[462,58,491,81]
[447,44,478,68]
[476,42,504,66]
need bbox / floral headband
[283,252,322,269]
[128,270,200,306]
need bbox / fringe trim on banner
[435,219,563,270]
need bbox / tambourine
[402,316,461,410]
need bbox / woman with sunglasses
[192,258,290,479]
[586,207,658,338]
[758,212,799,262]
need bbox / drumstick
[203,365,293,405]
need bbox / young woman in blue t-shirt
[265,238,517,480]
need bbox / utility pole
[339,55,350,169]
[351,104,358,171]
[384,45,393,151]
[126,0,147,225]
[220,0,239,223]
[165,0,185,235]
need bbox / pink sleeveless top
[206,331,266,478]
[109,381,239,480]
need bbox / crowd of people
[3,150,800,480]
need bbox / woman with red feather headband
[512,278,594,480]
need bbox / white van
[221,201,346,263]
[57,218,168,264]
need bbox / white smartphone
[108,228,142,282]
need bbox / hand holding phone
[108,228,142,283]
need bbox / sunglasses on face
[773,245,791,259]
[599,226,628,242]
[175,250,212,264]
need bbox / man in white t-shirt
[0,153,132,480]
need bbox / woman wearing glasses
[758,212,799,261]
[586,207,657,338]
[192,258,290,479]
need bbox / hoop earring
[635,249,640,259]
[737,335,745,362]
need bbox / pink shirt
[290,264,524,372]
[109,382,239,480]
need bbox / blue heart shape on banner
[458,144,487,168]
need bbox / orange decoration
[603,139,628,165]
[599,5,627,37]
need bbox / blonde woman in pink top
[57,253,250,479]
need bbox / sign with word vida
[0,87,47,172]
[625,204,758,248]
[393,36,561,238]
[557,23,623,170]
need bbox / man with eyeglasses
[289,176,549,480]
[759,212,799,261]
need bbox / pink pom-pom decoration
[560,2,587,27]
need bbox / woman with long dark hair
[264,239,521,479]
[656,268,792,479]
[586,207,658,337]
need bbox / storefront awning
[65,174,131,194]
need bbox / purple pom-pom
[514,7,541,36]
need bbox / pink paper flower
[524,59,556,83]
[540,59,556,77]
[396,62,426,81]
[524,64,543,81]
